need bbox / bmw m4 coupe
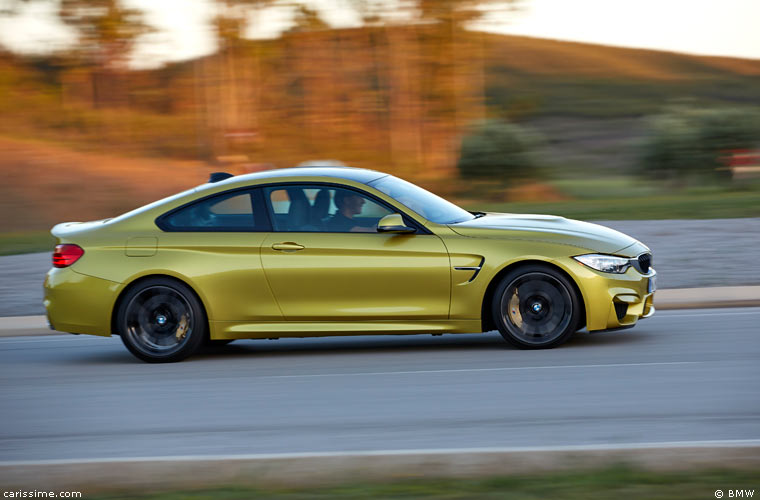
[44,167,656,362]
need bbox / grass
[0,231,54,256]
[87,466,758,499]
[462,179,760,220]
[547,177,662,200]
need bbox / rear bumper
[44,267,120,336]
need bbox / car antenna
[208,172,234,183]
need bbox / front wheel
[117,278,206,362]
[491,265,581,349]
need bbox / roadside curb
[0,315,53,337]
[1,443,759,491]
[1,286,759,337]
[654,286,760,310]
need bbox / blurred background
[1,4,759,497]
[0,0,759,253]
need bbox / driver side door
[259,184,451,321]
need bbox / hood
[449,213,646,256]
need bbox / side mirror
[377,213,416,234]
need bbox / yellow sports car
[44,167,656,362]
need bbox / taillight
[52,244,84,268]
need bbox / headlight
[573,254,630,274]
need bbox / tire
[117,277,206,363]
[491,264,581,349]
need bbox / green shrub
[638,107,760,185]
[457,119,544,182]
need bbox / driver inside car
[327,190,374,232]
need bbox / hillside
[485,34,760,79]
[0,136,215,232]
[483,34,760,119]
[1,31,758,168]
[475,35,760,173]
[1,30,759,235]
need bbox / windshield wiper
[471,211,486,219]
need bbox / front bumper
[44,267,120,336]
[603,271,656,328]
[566,259,656,331]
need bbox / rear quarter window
[158,190,266,231]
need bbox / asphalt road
[1,308,758,462]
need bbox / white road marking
[2,439,758,467]
[0,336,113,344]
[263,361,703,379]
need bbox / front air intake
[614,302,628,321]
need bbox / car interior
[270,187,390,232]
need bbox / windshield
[367,175,475,224]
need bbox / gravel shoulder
[1,218,758,316]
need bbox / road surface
[0,308,758,462]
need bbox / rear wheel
[491,264,580,349]
[117,278,206,362]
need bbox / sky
[0,0,758,68]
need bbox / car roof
[109,167,391,225]
[212,166,388,187]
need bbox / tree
[58,0,153,70]
[204,0,281,161]
[212,0,277,50]
[638,107,760,185]
[457,119,544,181]
[288,4,330,33]
[351,0,522,177]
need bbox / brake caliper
[175,315,188,341]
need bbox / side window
[265,185,393,233]
[160,190,262,231]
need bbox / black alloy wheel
[491,264,581,349]
[117,278,206,362]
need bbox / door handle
[272,242,305,252]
